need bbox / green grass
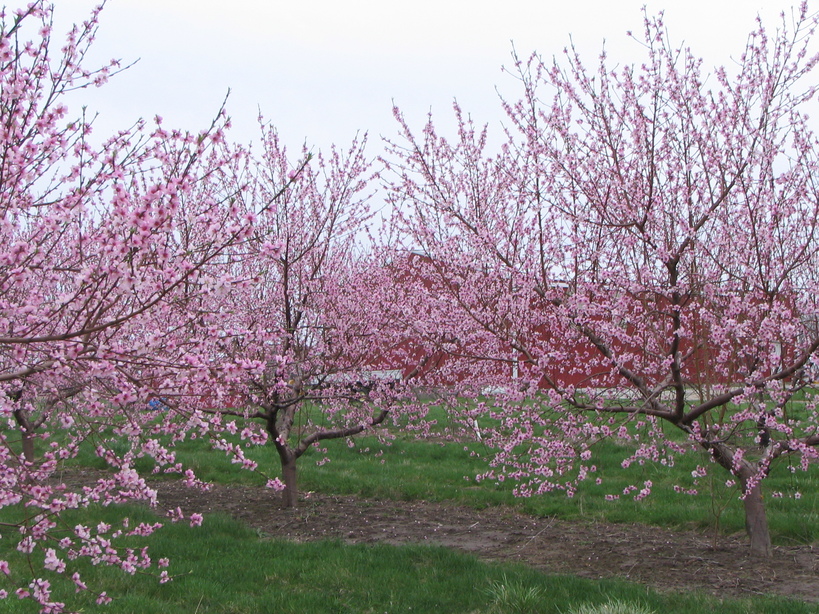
[65,410,819,546]
[311,437,817,544]
[4,401,819,612]
[564,599,657,614]
[291,433,818,544]
[0,506,816,613]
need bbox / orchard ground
[148,479,819,602]
[55,427,819,606]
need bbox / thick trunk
[279,451,298,508]
[708,442,773,558]
[742,478,772,558]
[21,430,34,464]
[265,403,299,508]
[12,408,34,464]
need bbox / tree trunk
[21,430,34,464]
[266,404,299,508]
[279,451,299,508]
[708,443,773,558]
[12,408,35,464]
[741,477,772,558]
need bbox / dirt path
[133,476,818,603]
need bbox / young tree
[385,5,819,557]
[160,125,424,508]
[0,2,271,608]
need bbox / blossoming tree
[0,1,426,605]
[385,5,819,557]
[0,2,274,609]
[169,125,425,508]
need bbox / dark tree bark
[710,442,773,557]
[278,448,299,509]
[741,477,772,558]
[12,406,35,464]
[265,401,390,509]
[21,430,34,464]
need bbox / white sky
[52,0,810,152]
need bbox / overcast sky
[52,0,810,152]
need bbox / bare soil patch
[59,470,819,603]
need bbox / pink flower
[265,478,285,492]
[44,549,65,573]
[167,507,184,522]
[96,592,112,605]
[71,572,87,592]
[260,240,283,259]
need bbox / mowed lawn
[2,400,817,613]
[99,400,817,545]
[0,505,816,614]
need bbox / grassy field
[0,504,816,614]
[2,399,816,612]
[74,416,817,545]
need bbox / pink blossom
[43,549,65,573]
[266,478,286,491]
[167,507,184,523]
[71,573,87,592]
